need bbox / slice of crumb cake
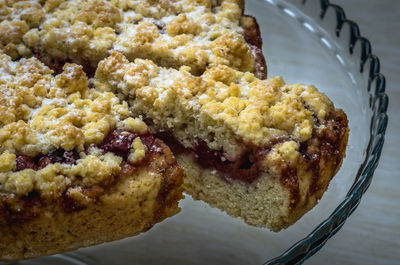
[95,52,349,232]
[0,54,184,261]
[0,0,266,78]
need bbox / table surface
[306,1,400,264]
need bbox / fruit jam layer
[156,132,264,184]
[1,130,183,223]
[155,110,348,185]
[15,129,158,172]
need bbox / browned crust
[240,15,268,79]
[241,15,262,49]
[278,109,349,229]
[152,139,185,222]
[212,1,267,79]
[238,0,245,11]
[0,140,184,261]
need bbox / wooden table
[308,1,400,264]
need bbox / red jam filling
[156,132,264,184]
[15,129,158,172]
[100,129,158,160]
[194,140,261,183]
[16,149,80,171]
[16,155,36,171]
[100,130,140,159]
[156,110,347,186]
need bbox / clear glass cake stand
[4,0,388,264]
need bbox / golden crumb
[96,52,333,158]
[0,0,263,77]
[0,54,149,197]
[123,118,148,134]
[0,152,16,172]
[128,137,146,164]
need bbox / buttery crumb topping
[96,52,334,158]
[0,0,257,75]
[0,54,148,197]
[128,137,146,164]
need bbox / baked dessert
[96,52,349,232]
[0,0,266,78]
[0,1,348,260]
[0,54,184,261]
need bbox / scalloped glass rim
[264,0,388,264]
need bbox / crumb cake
[0,54,184,261]
[0,0,349,260]
[96,52,349,232]
[0,0,266,78]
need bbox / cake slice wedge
[0,0,266,78]
[95,52,349,231]
[0,54,184,261]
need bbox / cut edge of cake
[0,55,185,261]
[95,52,350,232]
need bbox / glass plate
[7,0,388,264]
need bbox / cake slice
[95,52,349,231]
[0,54,184,261]
[0,0,266,78]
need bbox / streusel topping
[96,52,334,158]
[0,0,259,76]
[0,54,148,197]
